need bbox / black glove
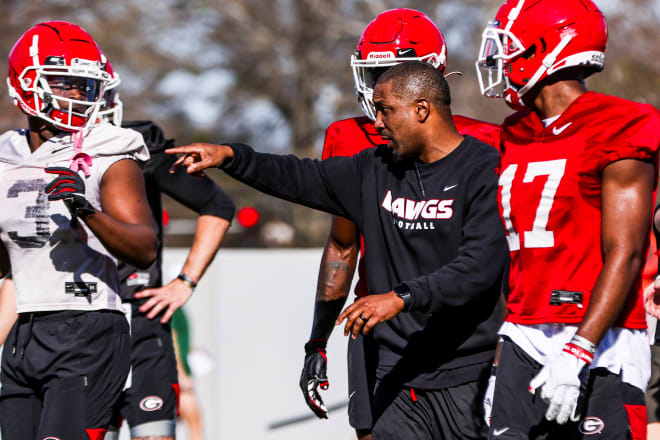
[45,167,95,222]
[300,340,329,419]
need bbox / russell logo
[367,51,395,60]
[579,417,605,435]
[139,395,164,412]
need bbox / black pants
[0,310,130,440]
[371,377,490,440]
[347,331,378,432]
[490,337,646,440]
[108,302,178,436]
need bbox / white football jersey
[0,122,149,313]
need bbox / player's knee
[104,431,120,440]
[129,419,175,439]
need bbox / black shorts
[0,310,130,440]
[646,343,660,423]
[490,337,646,440]
[371,377,489,440]
[347,332,378,432]
[110,302,178,435]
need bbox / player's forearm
[83,212,157,269]
[179,215,230,282]
[310,224,358,341]
[315,221,358,302]
[576,247,646,345]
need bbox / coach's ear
[415,98,431,123]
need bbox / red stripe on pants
[625,404,647,440]
[86,428,107,440]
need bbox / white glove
[529,336,594,425]
[483,367,497,426]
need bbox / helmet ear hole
[522,45,536,60]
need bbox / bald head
[376,61,451,112]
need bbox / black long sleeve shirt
[223,136,507,388]
[117,121,235,301]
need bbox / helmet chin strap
[69,128,92,177]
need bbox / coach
[168,61,507,439]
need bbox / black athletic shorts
[371,376,489,440]
[109,302,178,435]
[347,332,378,432]
[490,337,646,440]
[0,310,130,440]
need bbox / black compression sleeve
[147,150,235,221]
[308,297,347,344]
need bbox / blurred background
[1,1,659,438]
[1,0,658,247]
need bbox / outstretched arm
[167,143,364,223]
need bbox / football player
[98,60,235,440]
[0,21,157,439]
[168,60,508,440]
[476,0,660,438]
[299,9,501,439]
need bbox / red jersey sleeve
[596,104,660,173]
[453,115,502,151]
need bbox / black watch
[393,284,412,312]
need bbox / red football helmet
[351,9,447,120]
[7,21,112,131]
[98,53,123,126]
[476,0,607,110]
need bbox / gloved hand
[483,365,497,426]
[45,167,95,221]
[529,335,594,424]
[299,340,329,419]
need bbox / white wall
[161,248,355,440]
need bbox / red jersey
[322,115,502,296]
[499,91,660,329]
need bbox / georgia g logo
[43,437,61,440]
[579,417,605,435]
[139,395,164,412]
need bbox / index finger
[337,303,358,325]
[165,145,202,155]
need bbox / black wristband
[177,273,197,289]
[304,339,327,355]
[393,284,413,312]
